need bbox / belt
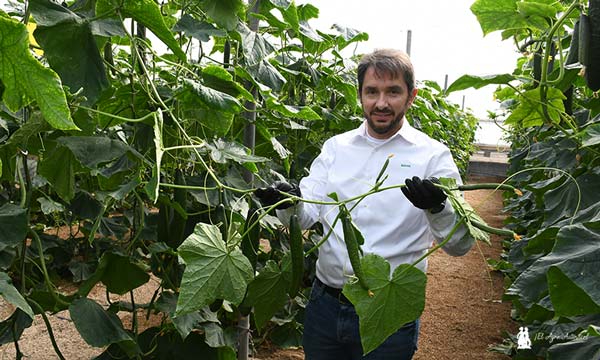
[315,278,352,304]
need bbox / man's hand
[401,176,447,214]
[254,181,301,210]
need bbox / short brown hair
[357,49,415,95]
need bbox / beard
[364,109,405,136]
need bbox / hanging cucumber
[471,220,520,241]
[340,206,370,292]
[586,0,600,91]
[566,20,580,65]
[562,20,579,115]
[216,203,228,241]
[579,14,590,66]
[157,200,171,244]
[532,47,542,87]
[241,205,261,271]
[168,169,187,248]
[288,214,304,298]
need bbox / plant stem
[409,217,465,269]
[12,317,23,360]
[29,230,69,307]
[76,105,156,123]
[130,291,137,333]
[540,1,580,124]
[28,299,66,360]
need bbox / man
[255,49,474,359]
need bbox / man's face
[360,66,418,139]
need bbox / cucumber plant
[448,0,600,358]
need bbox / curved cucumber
[341,208,369,291]
[585,0,600,91]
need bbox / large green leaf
[525,136,578,170]
[175,223,253,316]
[470,0,550,35]
[243,258,291,329]
[154,291,206,340]
[96,0,186,61]
[69,191,103,220]
[298,20,323,42]
[173,14,226,42]
[30,0,78,26]
[445,74,515,94]
[0,15,77,130]
[543,172,600,227]
[506,224,600,310]
[547,335,600,360]
[0,309,33,346]
[517,2,561,20]
[38,145,77,201]
[505,87,565,128]
[581,123,600,148]
[246,59,286,92]
[182,79,242,113]
[265,97,321,121]
[280,2,299,32]
[30,0,108,106]
[343,254,426,355]
[185,107,234,138]
[70,298,139,357]
[439,177,491,244]
[0,272,34,319]
[201,65,254,102]
[0,203,28,251]
[5,116,47,153]
[206,139,268,164]
[332,24,369,44]
[201,0,244,31]
[58,136,131,172]
[238,23,276,66]
[78,252,150,296]
[547,266,600,316]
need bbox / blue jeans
[303,280,419,359]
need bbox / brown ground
[0,176,516,359]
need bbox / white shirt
[279,120,474,288]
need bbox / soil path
[0,176,516,360]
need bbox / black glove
[401,176,447,213]
[254,181,301,210]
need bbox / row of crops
[448,0,600,358]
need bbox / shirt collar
[352,119,419,145]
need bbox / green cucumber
[579,14,590,67]
[566,19,580,65]
[586,0,600,91]
[241,205,261,271]
[458,183,522,195]
[471,220,519,240]
[532,47,542,87]
[168,169,187,248]
[340,207,369,291]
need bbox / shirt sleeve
[276,139,336,229]
[425,147,475,256]
[425,201,474,256]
